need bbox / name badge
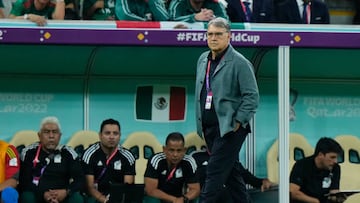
[54,154,62,163]
[205,92,213,110]
[322,177,331,188]
[32,177,40,186]
[114,160,121,170]
[9,158,18,166]
[175,168,183,178]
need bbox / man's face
[319,152,338,170]
[207,24,230,53]
[38,123,61,151]
[163,140,186,167]
[99,124,120,149]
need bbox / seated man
[224,0,274,23]
[0,0,5,18]
[290,137,344,203]
[82,0,115,20]
[144,132,200,203]
[115,0,169,21]
[168,0,228,22]
[64,0,79,19]
[274,0,329,24]
[354,0,360,24]
[19,116,84,203]
[81,118,136,203]
[0,140,20,203]
[9,0,65,26]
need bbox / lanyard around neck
[166,167,177,181]
[33,144,42,168]
[206,55,224,92]
[206,60,212,93]
[96,148,118,183]
[33,144,53,178]
[105,148,118,166]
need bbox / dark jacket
[274,0,329,24]
[226,0,274,22]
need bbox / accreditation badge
[32,177,40,186]
[114,160,121,170]
[54,154,62,163]
[9,158,18,166]
[205,92,213,110]
[322,176,331,188]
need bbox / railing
[1,19,360,47]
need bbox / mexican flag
[135,85,186,122]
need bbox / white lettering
[0,103,47,113]
[307,107,360,118]
[304,97,360,107]
[231,33,261,44]
[0,93,54,102]
[185,33,192,41]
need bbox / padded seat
[122,132,162,184]
[334,135,360,191]
[344,193,360,203]
[9,130,38,154]
[184,132,207,154]
[66,130,99,157]
[267,133,314,183]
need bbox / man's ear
[163,146,166,152]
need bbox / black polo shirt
[144,152,198,198]
[81,142,136,195]
[200,46,229,127]
[290,155,340,203]
[19,142,84,198]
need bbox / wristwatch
[24,14,29,20]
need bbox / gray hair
[40,116,61,131]
[208,17,230,32]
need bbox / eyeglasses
[206,32,228,38]
[41,129,60,135]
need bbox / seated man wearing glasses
[19,116,84,203]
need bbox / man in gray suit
[195,17,259,203]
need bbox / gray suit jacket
[195,44,259,137]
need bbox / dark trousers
[199,125,250,203]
